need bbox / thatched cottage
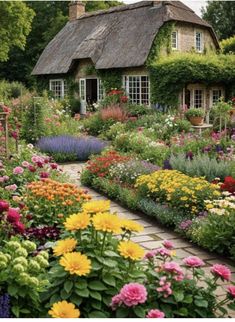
[32,1,223,112]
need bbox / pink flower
[13,166,24,175]
[211,264,231,281]
[144,250,158,259]
[119,283,147,307]
[22,161,30,167]
[163,261,183,275]
[13,221,25,234]
[162,240,174,249]
[146,309,165,318]
[5,184,17,191]
[40,172,49,178]
[227,286,235,298]
[157,277,172,298]
[156,248,171,257]
[111,294,122,310]
[28,165,36,173]
[50,163,58,170]
[7,208,21,223]
[0,200,9,213]
[183,256,205,268]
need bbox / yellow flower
[92,212,122,234]
[64,212,90,231]
[121,219,143,233]
[53,238,77,256]
[118,240,144,261]
[60,252,91,276]
[180,196,188,201]
[48,300,80,318]
[82,200,110,213]
[206,204,213,209]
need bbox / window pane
[50,80,63,99]
[171,31,178,49]
[98,79,104,101]
[195,32,202,52]
[194,89,203,108]
[212,89,222,104]
[124,75,150,105]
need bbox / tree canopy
[0,1,122,86]
[202,1,235,40]
[0,1,35,62]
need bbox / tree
[0,1,122,87]
[202,1,235,40]
[0,1,35,62]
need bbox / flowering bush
[100,105,128,122]
[37,135,107,162]
[23,179,91,226]
[0,239,49,317]
[135,170,221,215]
[221,176,235,195]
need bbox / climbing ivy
[97,69,122,93]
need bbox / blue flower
[0,293,11,318]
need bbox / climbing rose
[227,286,235,298]
[211,264,231,281]
[13,166,24,175]
[162,240,174,249]
[146,309,165,318]
[119,283,147,307]
[183,256,205,268]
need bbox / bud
[15,248,28,258]
[6,241,21,250]
[0,262,7,269]
[12,264,25,274]
[28,260,41,272]
[12,257,28,267]
[17,273,31,285]
[0,254,8,264]
[39,251,49,260]
[22,241,37,252]
[28,277,39,287]
[35,256,49,268]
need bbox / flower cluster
[205,194,235,216]
[221,176,235,195]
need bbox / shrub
[37,136,107,162]
[82,113,113,136]
[100,105,127,122]
[169,153,232,181]
[104,122,127,140]
[221,36,235,54]
[124,104,150,116]
[185,108,204,118]
[135,170,221,215]
[221,176,235,194]
[0,80,27,101]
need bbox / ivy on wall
[97,69,122,93]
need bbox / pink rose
[119,283,147,307]
[5,184,17,191]
[22,161,30,167]
[162,240,174,249]
[163,261,183,275]
[13,166,24,175]
[183,256,205,268]
[227,286,235,298]
[211,264,231,281]
[146,309,165,318]
[7,208,21,223]
[111,294,122,310]
[0,200,9,213]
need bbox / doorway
[86,79,98,105]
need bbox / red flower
[221,176,235,194]
[40,172,49,178]
[28,165,36,173]
[0,200,9,213]
[121,95,128,103]
[13,221,25,234]
[7,208,21,223]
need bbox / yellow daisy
[92,212,122,234]
[118,240,144,261]
[53,238,77,256]
[64,212,91,231]
[60,252,91,276]
[48,300,80,318]
[121,219,143,233]
[82,200,110,213]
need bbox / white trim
[194,30,204,53]
[122,75,150,105]
[171,30,178,50]
[49,79,66,99]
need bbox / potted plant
[185,108,204,126]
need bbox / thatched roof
[32,1,219,75]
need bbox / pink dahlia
[183,256,205,268]
[120,283,147,307]
[146,309,165,318]
[162,240,174,249]
[163,261,183,275]
[13,166,24,175]
[211,264,231,281]
[227,286,235,298]
[0,200,9,213]
[7,208,21,223]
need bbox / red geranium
[221,176,235,194]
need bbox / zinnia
[60,252,91,276]
[183,256,205,268]
[211,264,231,281]
[119,283,147,307]
[64,212,90,231]
[118,240,144,261]
[92,212,122,234]
[82,200,110,213]
[53,238,77,256]
[48,300,80,318]
[227,286,235,298]
[163,261,183,275]
[162,240,174,249]
[146,309,165,318]
[120,219,143,233]
[13,166,24,175]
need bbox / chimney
[69,1,85,22]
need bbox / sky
[123,0,207,16]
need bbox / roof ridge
[165,1,194,13]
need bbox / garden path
[60,162,235,317]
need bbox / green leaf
[88,311,108,318]
[20,309,31,314]
[69,294,83,307]
[116,307,129,318]
[174,290,184,302]
[50,293,61,305]
[103,259,117,268]
[183,294,193,304]
[75,288,89,298]
[60,289,71,300]
[176,307,188,316]
[75,280,87,289]
[90,290,102,301]
[195,299,208,308]
[8,284,18,296]
[104,250,120,257]
[228,302,235,311]
[133,306,146,318]
[91,261,103,271]
[102,274,116,287]
[91,300,102,310]
[12,306,20,318]
[89,280,107,291]
[64,280,73,293]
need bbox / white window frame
[171,31,178,50]
[210,88,223,107]
[192,88,205,108]
[195,30,203,53]
[97,78,105,102]
[122,75,150,106]
[79,78,86,102]
[49,79,67,99]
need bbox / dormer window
[195,31,203,52]
[171,31,178,50]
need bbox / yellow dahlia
[60,252,91,276]
[121,219,144,233]
[64,212,90,231]
[48,300,80,318]
[118,240,144,261]
[82,200,110,213]
[92,212,122,234]
[53,238,77,256]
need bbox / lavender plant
[37,135,107,162]
[0,294,10,318]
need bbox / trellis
[0,112,9,158]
